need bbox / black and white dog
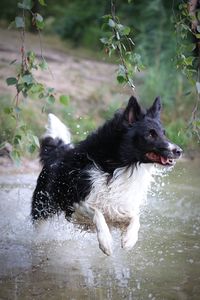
[31,96,182,255]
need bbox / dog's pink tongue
[161,156,168,165]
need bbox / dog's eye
[148,129,157,138]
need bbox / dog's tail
[40,114,72,165]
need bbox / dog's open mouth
[146,152,175,166]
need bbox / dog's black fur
[31,96,182,223]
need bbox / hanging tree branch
[110,0,135,90]
[4,0,69,161]
[188,0,200,138]
[174,0,200,139]
[101,0,144,94]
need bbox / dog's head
[120,96,183,166]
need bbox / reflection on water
[0,160,200,299]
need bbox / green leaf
[184,56,194,66]
[36,13,43,22]
[18,0,33,10]
[108,19,115,28]
[6,77,17,86]
[28,144,36,153]
[29,83,44,94]
[19,124,27,132]
[101,22,111,32]
[16,83,24,92]
[121,26,130,36]
[35,13,44,30]
[47,95,55,104]
[4,107,13,114]
[181,23,189,31]
[47,87,54,93]
[118,64,126,74]
[38,0,46,5]
[184,43,196,52]
[0,142,7,150]
[102,14,112,20]
[193,120,200,127]
[11,149,21,164]
[15,16,25,28]
[39,93,44,99]
[102,14,112,22]
[14,134,22,145]
[27,51,36,63]
[22,74,34,84]
[117,75,126,84]
[59,95,70,106]
[39,59,48,70]
[32,135,40,147]
[100,37,109,44]
[117,24,130,36]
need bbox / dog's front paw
[93,209,113,256]
[98,231,113,256]
[121,232,138,250]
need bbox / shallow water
[0,160,200,300]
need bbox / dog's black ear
[123,96,144,125]
[147,96,162,118]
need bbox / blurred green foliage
[0,0,199,151]
[0,94,96,149]
[0,0,180,56]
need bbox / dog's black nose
[172,146,183,157]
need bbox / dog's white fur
[44,114,155,255]
[75,164,154,255]
[44,113,72,145]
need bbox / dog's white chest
[85,164,154,221]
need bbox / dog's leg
[121,214,140,250]
[93,209,113,256]
[75,202,113,256]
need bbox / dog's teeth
[168,158,175,165]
